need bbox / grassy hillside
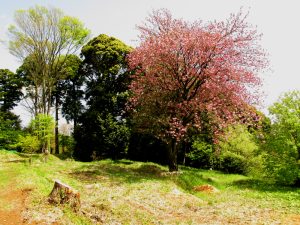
[0,150,299,224]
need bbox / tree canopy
[57,55,84,127]
[0,69,23,112]
[9,5,90,116]
[128,9,268,171]
[74,34,132,161]
[263,91,300,185]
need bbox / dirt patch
[284,214,300,225]
[0,187,37,225]
[0,185,61,225]
[193,184,220,193]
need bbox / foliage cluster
[73,34,132,161]
[0,111,22,150]
[218,125,260,175]
[262,91,300,185]
[127,9,267,171]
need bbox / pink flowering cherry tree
[128,9,268,171]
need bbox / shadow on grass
[16,153,44,161]
[55,152,75,160]
[68,161,168,184]
[175,172,220,192]
[1,152,40,163]
[232,178,300,193]
[112,160,134,165]
[5,159,28,163]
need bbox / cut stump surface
[48,180,80,212]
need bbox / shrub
[186,140,215,169]
[59,134,75,153]
[219,151,246,174]
[217,125,261,175]
[30,114,55,153]
[262,128,299,185]
[13,135,40,153]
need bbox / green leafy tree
[74,34,132,161]
[263,91,300,185]
[9,5,90,116]
[30,114,55,154]
[53,55,83,154]
[0,111,22,150]
[18,54,84,154]
[13,135,40,153]
[59,134,75,154]
[10,5,89,154]
[0,69,23,111]
[0,69,23,150]
[57,55,84,127]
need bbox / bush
[220,151,246,174]
[265,157,299,185]
[217,125,261,175]
[59,134,75,153]
[186,140,215,169]
[127,132,168,165]
[30,114,55,153]
[262,129,300,185]
[13,135,40,153]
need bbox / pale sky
[0,0,299,124]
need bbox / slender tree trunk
[74,118,77,129]
[55,93,59,154]
[42,78,46,115]
[182,142,187,166]
[73,83,78,128]
[34,86,38,117]
[168,139,178,172]
[47,87,52,115]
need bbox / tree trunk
[73,83,78,128]
[42,78,47,115]
[34,86,38,117]
[182,142,187,166]
[44,149,49,163]
[168,139,178,172]
[55,93,59,154]
[48,180,80,212]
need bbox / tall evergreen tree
[74,34,132,161]
[0,69,23,112]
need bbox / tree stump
[48,180,80,211]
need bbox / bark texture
[48,180,80,211]
[168,139,179,172]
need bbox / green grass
[175,166,300,212]
[0,149,299,224]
